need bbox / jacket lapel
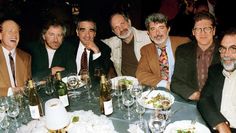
[0,47,11,87]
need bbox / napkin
[127,123,145,133]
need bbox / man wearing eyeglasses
[171,12,220,101]
[198,27,236,133]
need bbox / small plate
[164,120,211,133]
[137,90,175,109]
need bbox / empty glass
[80,69,92,100]
[7,96,20,128]
[0,115,9,133]
[135,104,146,129]
[149,109,169,133]
[122,90,134,120]
[45,76,55,95]
[67,73,80,99]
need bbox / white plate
[164,120,211,133]
[137,90,175,109]
[62,76,85,89]
[110,76,139,89]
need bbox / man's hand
[188,91,201,101]
[51,66,65,75]
[84,41,100,54]
[216,122,231,133]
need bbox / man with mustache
[25,19,76,81]
[136,13,190,90]
[102,12,151,77]
[0,19,31,96]
[198,27,236,133]
[171,12,220,101]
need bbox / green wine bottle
[55,72,69,107]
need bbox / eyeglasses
[193,27,213,34]
[219,45,236,54]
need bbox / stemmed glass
[130,84,142,110]
[0,97,9,133]
[67,73,80,99]
[45,75,55,96]
[7,96,20,129]
[135,104,146,130]
[80,69,92,100]
[122,90,134,120]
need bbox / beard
[150,35,165,45]
[117,27,132,39]
[221,57,236,72]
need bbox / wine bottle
[99,75,113,115]
[28,79,43,119]
[55,72,69,107]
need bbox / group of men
[0,11,235,132]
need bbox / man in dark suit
[0,19,31,96]
[171,12,220,101]
[25,19,76,81]
[198,27,236,133]
[74,17,111,83]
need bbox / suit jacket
[73,39,112,83]
[136,36,191,87]
[171,40,220,100]
[102,27,151,76]
[0,46,31,96]
[25,40,77,81]
[197,64,235,132]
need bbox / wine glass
[80,69,92,100]
[7,96,20,128]
[149,109,169,133]
[0,115,9,133]
[94,67,103,81]
[130,84,142,110]
[135,104,146,130]
[67,73,80,99]
[122,90,134,120]
[45,76,55,95]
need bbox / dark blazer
[197,64,236,132]
[72,38,112,83]
[171,40,220,100]
[25,40,77,81]
[0,46,31,96]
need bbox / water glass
[122,90,134,120]
[149,109,169,133]
[67,73,80,99]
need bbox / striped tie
[9,53,16,86]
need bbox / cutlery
[143,87,155,99]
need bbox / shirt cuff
[156,80,168,88]
[93,52,101,60]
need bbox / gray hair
[145,13,169,30]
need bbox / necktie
[81,48,88,71]
[9,53,16,86]
[159,47,169,81]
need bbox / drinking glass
[0,115,9,133]
[149,109,169,133]
[0,97,9,113]
[94,67,103,81]
[122,90,134,120]
[45,76,55,95]
[67,73,80,99]
[130,84,142,110]
[7,96,20,128]
[135,104,146,129]
[80,69,92,100]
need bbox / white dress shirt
[2,46,16,88]
[46,48,56,68]
[221,70,236,128]
[76,41,101,73]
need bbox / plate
[110,76,139,89]
[62,75,85,89]
[137,90,175,109]
[164,120,211,133]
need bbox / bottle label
[104,99,113,115]
[29,105,40,119]
[59,95,69,107]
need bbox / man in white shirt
[198,27,236,133]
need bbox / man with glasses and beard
[102,12,151,77]
[198,27,236,133]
